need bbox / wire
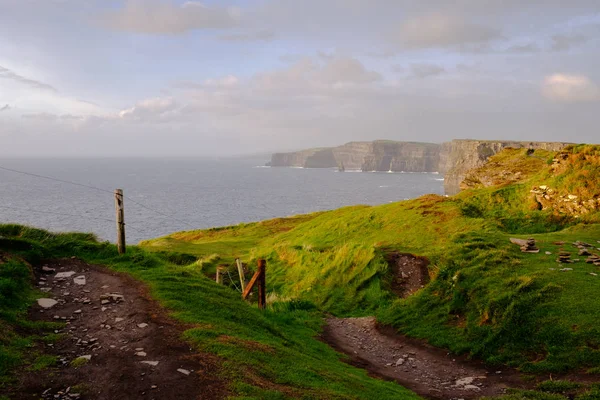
[0,164,198,228]
[0,165,114,194]
[0,205,141,231]
[226,267,242,293]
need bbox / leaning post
[114,189,126,254]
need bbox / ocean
[0,157,444,244]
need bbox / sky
[0,0,599,156]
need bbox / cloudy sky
[0,0,599,156]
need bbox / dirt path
[323,317,528,400]
[11,258,227,400]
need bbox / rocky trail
[10,258,226,400]
[323,317,527,400]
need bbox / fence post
[257,259,266,310]
[216,265,227,285]
[114,189,126,254]
[236,258,246,292]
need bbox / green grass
[141,145,600,374]
[0,225,420,400]
[0,255,60,389]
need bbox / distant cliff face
[270,141,442,172]
[269,139,573,195]
[442,140,572,195]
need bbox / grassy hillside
[142,145,600,374]
[0,226,419,400]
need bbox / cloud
[504,43,540,54]
[218,30,275,41]
[0,65,57,92]
[410,63,446,78]
[542,74,600,103]
[392,13,501,49]
[21,112,59,122]
[551,34,588,51]
[118,97,180,121]
[0,104,9,112]
[99,0,241,34]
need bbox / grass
[0,225,420,400]
[141,145,600,374]
[0,254,60,389]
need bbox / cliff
[270,141,442,172]
[269,139,573,195]
[442,140,572,195]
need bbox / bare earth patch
[9,258,227,400]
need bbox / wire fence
[0,164,196,235]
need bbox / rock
[395,358,405,366]
[135,352,147,357]
[141,361,159,367]
[37,298,58,308]
[560,268,573,272]
[42,266,56,274]
[115,318,124,322]
[464,385,481,391]
[590,273,598,277]
[100,293,124,303]
[177,368,191,376]
[135,348,144,351]
[137,323,148,328]
[73,276,86,285]
[545,251,552,255]
[74,310,82,314]
[101,300,110,305]
[55,271,76,278]
[455,377,475,386]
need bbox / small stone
[177,368,191,376]
[38,298,58,309]
[73,276,86,285]
[115,318,124,322]
[135,348,144,351]
[101,307,107,312]
[151,385,157,389]
[74,310,82,314]
[135,352,147,357]
[395,358,405,366]
[141,361,159,366]
[137,323,148,328]
[55,271,76,279]
[42,266,56,273]
[545,251,552,255]
[101,300,109,305]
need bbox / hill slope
[143,145,600,374]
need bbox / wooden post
[257,259,266,310]
[236,258,246,292]
[216,265,227,285]
[242,259,266,310]
[114,189,126,254]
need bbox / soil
[9,258,228,400]
[322,317,529,400]
[384,252,430,298]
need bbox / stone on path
[41,266,56,274]
[135,352,147,357]
[73,276,86,285]
[141,361,159,367]
[137,323,148,328]
[177,369,191,376]
[38,298,58,309]
[55,271,76,279]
